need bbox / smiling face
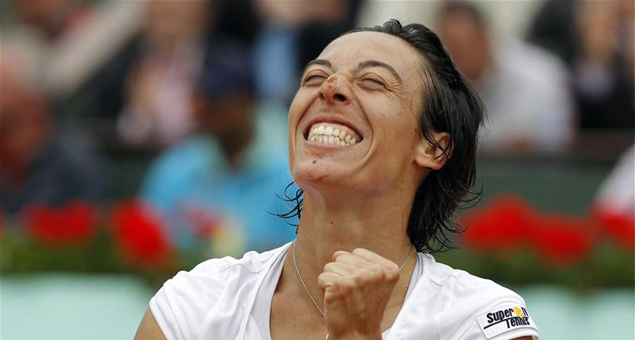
[288,31,432,197]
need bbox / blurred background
[0,0,632,339]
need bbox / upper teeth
[308,124,358,146]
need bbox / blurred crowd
[1,0,632,258]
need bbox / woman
[135,20,538,340]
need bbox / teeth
[307,124,361,146]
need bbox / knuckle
[317,273,328,286]
[352,248,365,255]
[340,278,355,294]
[384,266,400,282]
[317,272,327,281]
[359,264,383,282]
[386,262,399,273]
[369,263,382,275]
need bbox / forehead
[317,31,424,79]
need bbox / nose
[318,75,351,106]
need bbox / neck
[296,192,413,266]
[285,187,416,313]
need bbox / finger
[332,250,350,261]
[351,248,400,269]
[333,253,371,268]
[323,261,356,276]
[317,272,340,291]
[318,272,355,297]
[331,254,394,286]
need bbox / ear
[415,132,451,171]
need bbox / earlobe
[415,132,451,171]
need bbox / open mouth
[305,122,363,146]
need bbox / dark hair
[277,19,484,253]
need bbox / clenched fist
[317,248,402,340]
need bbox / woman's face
[288,31,429,195]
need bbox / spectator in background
[253,0,362,104]
[573,1,634,130]
[527,0,634,131]
[117,0,212,147]
[437,1,575,153]
[140,44,295,256]
[1,0,146,104]
[0,57,104,216]
[7,0,92,41]
[525,0,578,67]
[0,0,96,97]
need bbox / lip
[302,115,364,141]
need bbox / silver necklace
[291,241,414,340]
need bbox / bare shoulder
[134,309,167,340]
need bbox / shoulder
[424,255,520,301]
[420,255,538,340]
[149,244,290,340]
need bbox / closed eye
[359,77,386,89]
[302,74,327,86]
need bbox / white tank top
[250,250,426,340]
[149,242,538,340]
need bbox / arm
[134,309,168,340]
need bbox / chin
[292,159,337,187]
[293,162,385,200]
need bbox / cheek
[365,97,419,144]
[287,101,301,134]
[287,90,312,134]
[366,103,420,169]
[287,90,314,162]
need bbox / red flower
[110,200,173,269]
[21,201,98,247]
[592,205,635,250]
[461,195,536,252]
[531,214,595,266]
[183,208,221,239]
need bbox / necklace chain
[291,240,414,322]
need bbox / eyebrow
[302,59,332,76]
[358,60,403,84]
